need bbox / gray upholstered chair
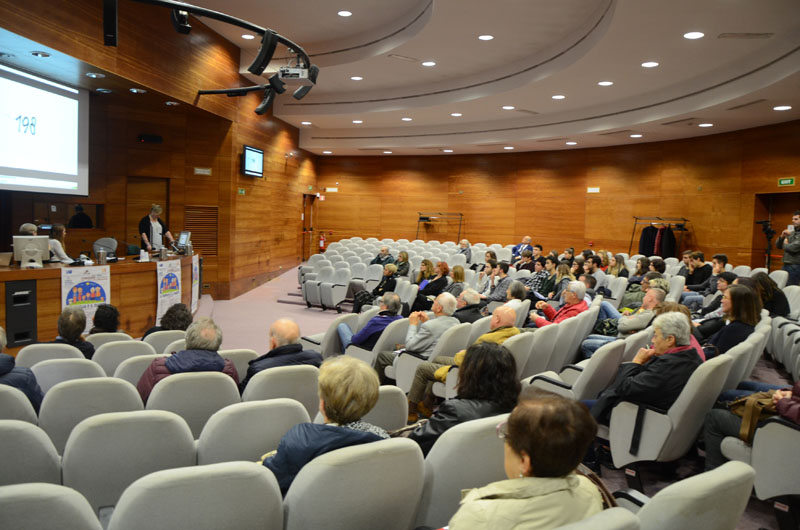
[0,420,61,486]
[0,385,38,424]
[0,483,102,530]
[30,358,106,393]
[241,364,319,419]
[300,313,358,357]
[85,332,133,348]
[93,340,157,376]
[16,343,84,368]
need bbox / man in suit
[454,289,484,323]
[511,236,533,261]
[374,292,460,383]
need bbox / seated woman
[704,284,760,358]
[352,263,397,313]
[395,250,410,277]
[606,253,629,278]
[597,250,610,272]
[550,262,575,301]
[415,259,435,289]
[444,265,466,298]
[628,257,650,284]
[407,342,520,455]
[751,271,790,318]
[448,389,603,530]
[457,239,472,264]
[472,249,497,272]
[89,304,121,334]
[649,258,666,274]
[502,280,527,313]
[142,302,193,340]
[262,356,388,495]
[410,261,449,312]
[48,223,73,264]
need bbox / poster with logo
[191,254,200,313]
[156,259,182,325]
[61,266,111,333]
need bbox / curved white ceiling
[197,0,800,155]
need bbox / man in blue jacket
[337,293,403,351]
[0,327,44,412]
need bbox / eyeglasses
[496,420,508,440]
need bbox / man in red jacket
[136,317,238,403]
[529,280,589,328]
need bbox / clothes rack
[628,216,690,256]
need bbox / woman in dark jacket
[705,284,760,357]
[407,342,520,455]
[410,261,450,312]
[751,271,790,317]
[395,251,410,277]
[352,263,398,313]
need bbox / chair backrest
[197,399,310,465]
[608,276,629,308]
[163,338,186,355]
[107,461,283,530]
[622,327,653,363]
[241,365,319,419]
[113,354,168,386]
[284,439,424,530]
[571,339,625,400]
[348,317,410,367]
[218,349,258,382]
[521,322,560,378]
[0,384,38,424]
[16,343,84,368]
[333,261,350,270]
[548,317,584,372]
[308,313,359,359]
[501,332,535,380]
[356,306,381,330]
[93,237,118,257]
[637,461,754,530]
[720,340,753,391]
[85,332,133,348]
[62,410,196,514]
[749,267,768,277]
[467,316,492,345]
[514,299,531,328]
[365,263,384,281]
[146,372,241,438]
[664,275,685,302]
[94,341,157,376]
[555,507,640,529]
[39,377,143,454]
[350,261,367,277]
[0,420,61,486]
[769,269,789,289]
[361,385,408,432]
[142,330,186,355]
[30,358,106,394]
[0,483,103,530]
[415,414,509,529]
[732,265,751,277]
[429,322,472,359]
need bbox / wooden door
[127,177,168,248]
[302,193,316,260]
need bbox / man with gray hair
[18,223,37,235]
[374,292,460,384]
[136,317,237,403]
[453,288,483,323]
[337,293,403,352]
[370,245,395,266]
[239,318,323,392]
[49,306,95,359]
[529,280,588,328]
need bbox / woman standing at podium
[139,204,175,252]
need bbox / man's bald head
[491,306,517,329]
[270,318,301,348]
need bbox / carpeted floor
[211,267,788,530]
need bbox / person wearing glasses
[447,389,602,529]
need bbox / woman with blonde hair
[48,223,73,264]
[597,250,610,271]
[395,251,410,277]
[606,254,629,278]
[415,259,435,286]
[550,262,575,301]
[445,265,466,298]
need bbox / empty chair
[61,410,196,515]
[0,483,102,530]
[770,269,789,289]
[30,358,106,393]
[284,438,424,530]
[319,267,351,311]
[16,343,84,368]
[346,317,409,368]
[146,372,240,438]
[93,237,117,257]
[242,365,319,419]
[300,313,358,358]
[364,263,384,291]
[496,247,512,263]
[333,260,350,270]
[142,329,186,355]
[732,265,751,277]
[520,323,560,379]
[399,282,419,306]
[85,332,133,348]
[107,461,283,530]
[298,253,324,285]
[197,399,310,465]
[607,276,630,309]
[113,354,168,386]
[555,508,639,530]
[546,316,585,372]
[664,274,685,303]
[39,378,143,454]
[93,341,157,376]
[304,265,334,307]
[502,332,535,380]
[0,385,38,423]
[350,261,367,278]
[218,348,258,382]
[361,385,408,432]
[162,338,186,355]
[301,259,331,285]
[0,420,61,486]
[514,299,532,328]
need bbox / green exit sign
[778,177,795,187]
[238,188,246,195]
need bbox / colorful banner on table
[191,254,200,313]
[61,266,111,334]
[156,259,182,325]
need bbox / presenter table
[0,256,193,355]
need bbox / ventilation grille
[387,53,419,62]
[717,33,773,39]
[537,137,567,143]
[598,129,632,136]
[727,99,767,111]
[184,206,218,257]
[661,117,699,126]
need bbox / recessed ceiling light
[450,112,462,117]
[352,120,363,124]
[566,141,577,146]
[597,81,613,86]
[773,105,792,111]
[641,61,659,68]
[350,76,363,81]
[85,72,105,79]
[165,101,180,106]
[31,51,50,58]
[323,150,332,154]
[503,146,514,150]
[502,105,515,110]
[421,61,436,67]
[301,121,312,125]
[129,88,147,94]
[401,117,413,122]
[241,34,255,40]
[337,10,352,17]
[96,88,112,94]
[698,123,713,127]
[683,31,704,40]
[630,134,643,138]
[442,149,453,153]
[383,151,392,154]
[552,94,565,100]
[478,35,494,41]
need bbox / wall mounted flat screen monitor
[242,145,264,178]
[0,64,90,196]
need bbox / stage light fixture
[170,9,192,34]
[268,74,286,94]
[292,64,319,100]
[248,30,279,75]
[255,88,276,115]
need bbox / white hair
[653,312,690,346]
[437,292,457,315]
[461,288,481,306]
[185,317,223,351]
[566,280,586,300]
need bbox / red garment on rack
[653,227,664,256]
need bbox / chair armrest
[559,364,584,386]
[527,374,576,399]
[399,350,428,361]
[612,489,650,512]
[608,401,672,468]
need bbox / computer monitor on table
[12,236,50,269]
[177,231,191,249]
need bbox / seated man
[239,318,323,392]
[618,271,664,309]
[50,307,95,359]
[685,250,713,287]
[0,326,44,412]
[515,250,536,271]
[369,245,395,266]
[529,281,588,328]
[337,293,403,351]
[520,257,548,298]
[407,306,519,421]
[374,292,460,384]
[137,317,237,403]
[262,356,388,495]
[579,274,598,300]
[681,253,727,311]
[453,289,484,323]
[479,262,512,305]
[511,236,532,262]
[584,256,607,289]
